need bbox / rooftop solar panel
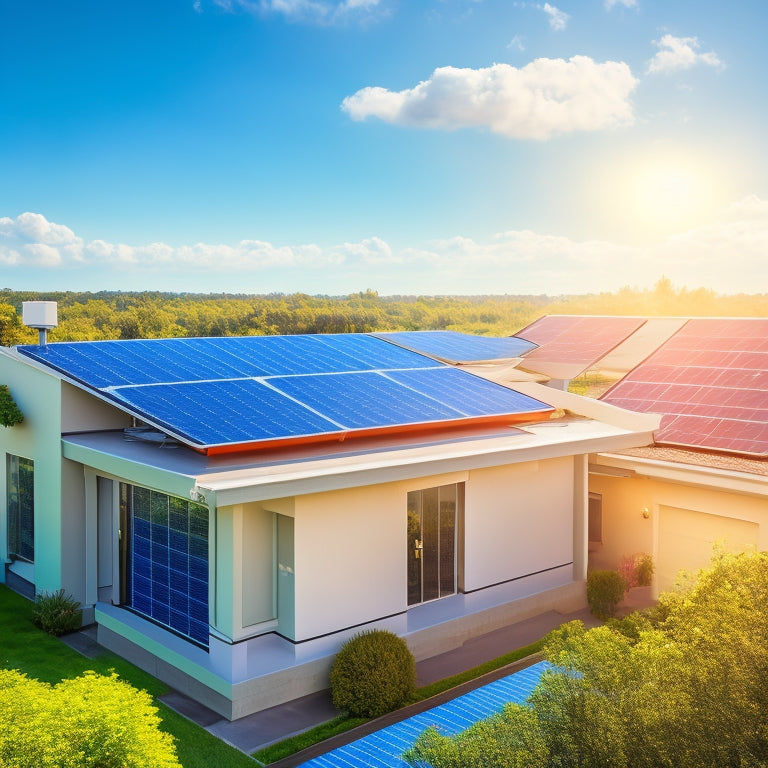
[18,333,553,452]
[375,330,537,363]
[17,334,437,389]
[600,319,768,458]
[515,316,647,379]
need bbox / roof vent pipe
[22,301,58,346]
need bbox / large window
[120,484,209,647]
[407,483,462,606]
[7,455,34,562]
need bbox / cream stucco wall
[463,458,574,591]
[226,460,578,644]
[589,470,768,593]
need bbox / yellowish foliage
[0,669,180,768]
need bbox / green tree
[406,550,768,768]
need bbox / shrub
[617,553,655,590]
[586,570,627,619]
[0,669,180,767]
[634,553,655,586]
[329,629,416,718]
[32,589,82,636]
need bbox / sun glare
[592,146,730,244]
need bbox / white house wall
[463,458,574,591]
[293,481,408,642]
[61,381,130,433]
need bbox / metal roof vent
[22,301,58,345]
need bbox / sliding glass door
[407,483,460,606]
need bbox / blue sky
[1,0,767,296]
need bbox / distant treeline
[1,279,766,346]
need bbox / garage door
[657,506,759,592]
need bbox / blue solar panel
[18,334,437,388]
[375,330,537,363]
[19,333,553,450]
[268,372,466,429]
[385,367,552,417]
[111,379,343,445]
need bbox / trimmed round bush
[586,570,627,620]
[330,629,416,718]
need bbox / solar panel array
[600,319,768,457]
[19,334,552,451]
[515,316,647,376]
[374,330,537,363]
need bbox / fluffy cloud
[540,3,568,31]
[3,201,768,295]
[341,57,638,140]
[605,0,636,9]
[646,34,723,74]
[208,0,384,23]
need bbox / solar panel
[17,334,438,388]
[375,331,537,363]
[600,319,768,457]
[515,316,647,379]
[19,334,553,452]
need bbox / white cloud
[208,0,384,23]
[4,202,768,295]
[507,34,526,51]
[605,0,636,9]
[341,56,638,140]
[647,34,723,74]
[540,3,568,31]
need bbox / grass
[253,636,547,764]
[0,585,257,768]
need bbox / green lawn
[0,585,257,768]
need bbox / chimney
[22,301,58,346]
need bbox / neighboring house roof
[373,330,537,364]
[514,315,648,380]
[600,318,768,458]
[14,334,554,454]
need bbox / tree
[406,550,768,768]
[0,385,23,427]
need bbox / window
[7,455,34,562]
[120,484,209,647]
[588,492,603,544]
[407,483,462,606]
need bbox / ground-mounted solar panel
[515,316,647,380]
[374,330,538,363]
[600,319,768,457]
[18,333,554,452]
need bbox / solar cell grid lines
[601,318,768,457]
[18,333,553,452]
[375,330,538,363]
[516,315,647,366]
